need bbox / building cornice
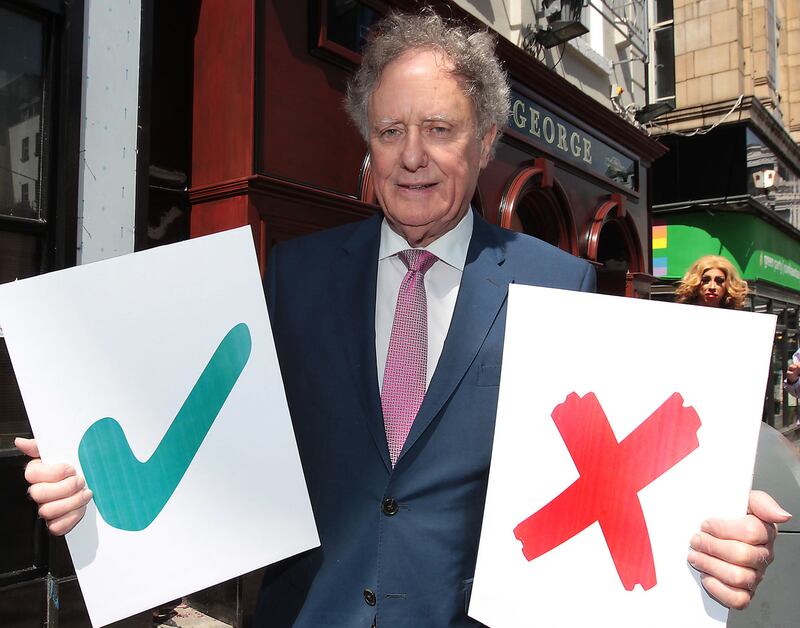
[652,96,800,176]
[189,174,379,221]
[652,193,800,241]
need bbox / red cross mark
[513,392,701,591]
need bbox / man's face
[698,267,727,307]
[367,48,496,247]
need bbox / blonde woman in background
[676,254,748,309]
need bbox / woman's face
[697,267,727,307]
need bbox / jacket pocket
[477,364,502,387]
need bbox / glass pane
[0,455,40,575]
[514,191,565,250]
[326,0,381,56]
[0,7,45,221]
[654,26,675,100]
[0,337,31,453]
[655,0,674,24]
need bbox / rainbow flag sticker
[652,225,668,277]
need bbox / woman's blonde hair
[675,255,748,309]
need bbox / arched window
[585,195,645,296]
[498,159,578,254]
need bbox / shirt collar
[378,209,473,271]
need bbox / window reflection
[326,0,381,55]
[0,7,45,221]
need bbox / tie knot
[398,249,438,275]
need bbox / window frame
[0,0,84,591]
[580,1,606,59]
[311,0,387,70]
[0,1,50,225]
[648,0,676,105]
[20,136,30,162]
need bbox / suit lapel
[333,213,392,471]
[398,214,512,464]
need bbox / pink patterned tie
[382,249,439,466]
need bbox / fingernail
[83,489,93,500]
[690,534,701,548]
[778,508,792,518]
[77,476,86,490]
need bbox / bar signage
[508,90,638,191]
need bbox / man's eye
[430,126,450,135]
[380,128,400,139]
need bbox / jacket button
[364,588,377,606]
[382,497,399,516]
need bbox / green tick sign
[78,323,252,531]
[0,227,318,628]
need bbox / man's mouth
[399,183,436,190]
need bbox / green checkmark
[78,323,252,531]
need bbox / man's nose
[400,128,428,171]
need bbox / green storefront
[650,208,800,437]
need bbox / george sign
[507,89,638,191]
[0,227,320,627]
[469,284,775,628]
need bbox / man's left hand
[786,362,800,384]
[688,490,791,610]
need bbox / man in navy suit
[19,10,790,627]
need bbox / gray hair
[345,10,510,153]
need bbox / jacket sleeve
[580,261,597,294]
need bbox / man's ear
[479,124,497,169]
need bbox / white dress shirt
[376,210,473,391]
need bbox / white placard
[469,284,776,628]
[0,227,319,627]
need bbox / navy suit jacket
[256,211,596,627]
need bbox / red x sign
[514,392,701,590]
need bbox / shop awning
[652,210,800,294]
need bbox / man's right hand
[15,437,92,535]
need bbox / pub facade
[0,0,664,625]
[189,1,665,301]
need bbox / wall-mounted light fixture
[634,101,675,124]
[533,0,589,49]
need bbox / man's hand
[15,437,92,536]
[786,362,799,384]
[688,490,791,610]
